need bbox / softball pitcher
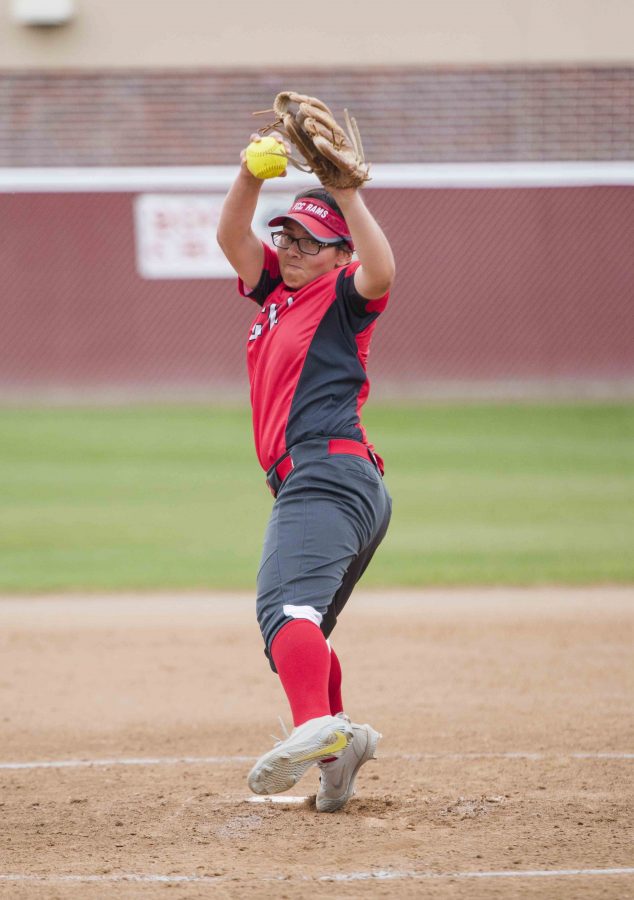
[217,96,394,811]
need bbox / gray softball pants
[256,439,392,671]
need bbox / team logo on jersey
[249,299,292,342]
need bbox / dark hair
[293,187,345,221]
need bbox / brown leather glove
[255,91,370,190]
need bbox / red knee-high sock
[328,646,344,715]
[270,620,332,727]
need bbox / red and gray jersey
[239,242,389,473]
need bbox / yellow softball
[245,136,288,179]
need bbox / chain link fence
[2,177,633,402]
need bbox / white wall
[1,0,633,68]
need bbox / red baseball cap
[268,198,354,249]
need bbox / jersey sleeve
[336,261,390,332]
[238,242,283,305]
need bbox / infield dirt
[0,589,632,899]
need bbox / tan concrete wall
[1,0,633,68]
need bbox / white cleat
[248,714,353,796]
[316,715,381,812]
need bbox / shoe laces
[269,715,291,746]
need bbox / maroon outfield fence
[2,166,633,402]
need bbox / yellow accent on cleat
[295,730,348,763]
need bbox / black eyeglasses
[272,232,341,256]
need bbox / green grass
[1,404,632,591]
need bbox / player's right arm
[216,137,264,290]
[217,133,289,291]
